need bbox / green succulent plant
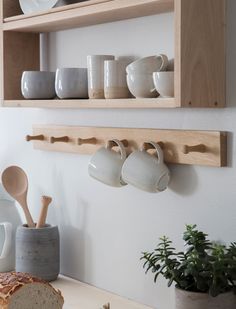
[141,224,236,297]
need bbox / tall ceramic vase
[175,288,236,309]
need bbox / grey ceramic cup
[21,71,56,99]
[15,224,60,282]
[55,68,88,99]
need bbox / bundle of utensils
[1,166,52,228]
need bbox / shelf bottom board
[3,98,177,109]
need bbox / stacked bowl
[126,54,169,98]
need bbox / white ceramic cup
[121,142,170,193]
[126,54,169,74]
[126,74,158,98]
[55,68,88,99]
[87,55,115,99]
[104,60,131,99]
[0,222,13,272]
[21,71,56,99]
[153,72,174,98]
[88,139,127,187]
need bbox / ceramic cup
[104,60,131,99]
[55,68,88,99]
[126,74,158,98]
[87,55,115,99]
[153,72,174,97]
[121,142,170,193]
[126,54,169,74]
[21,71,56,99]
[0,222,13,272]
[15,224,60,281]
[88,139,127,187]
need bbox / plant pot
[175,287,236,309]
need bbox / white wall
[0,2,236,309]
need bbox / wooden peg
[78,137,97,145]
[143,141,164,151]
[182,144,206,154]
[50,136,69,144]
[26,134,44,142]
[107,139,128,148]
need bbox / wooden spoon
[1,166,35,228]
[36,196,52,228]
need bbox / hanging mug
[121,142,170,193]
[88,139,127,187]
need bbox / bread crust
[0,272,63,308]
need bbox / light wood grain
[4,0,112,22]
[36,196,52,229]
[53,275,152,309]
[3,98,177,108]
[30,125,227,167]
[3,0,174,32]
[2,32,40,100]
[175,0,226,107]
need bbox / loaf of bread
[0,272,64,309]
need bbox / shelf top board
[3,0,174,33]
[3,98,177,109]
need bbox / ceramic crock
[16,224,60,281]
[175,287,236,309]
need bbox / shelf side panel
[2,0,22,19]
[3,32,40,100]
[175,0,226,107]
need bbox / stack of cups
[126,54,169,98]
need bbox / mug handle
[106,139,127,161]
[0,222,12,259]
[142,141,164,164]
[156,54,169,71]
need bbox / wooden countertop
[52,275,153,309]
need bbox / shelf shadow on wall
[168,165,198,196]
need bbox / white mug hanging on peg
[88,139,127,187]
[121,141,170,193]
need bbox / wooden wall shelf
[28,125,227,167]
[3,0,174,33]
[3,98,177,109]
[0,0,226,109]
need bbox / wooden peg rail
[28,125,227,167]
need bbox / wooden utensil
[36,196,52,228]
[1,166,35,228]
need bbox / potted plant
[141,224,236,309]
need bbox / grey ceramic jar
[15,224,60,282]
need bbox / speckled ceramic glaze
[21,71,56,99]
[16,224,60,282]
